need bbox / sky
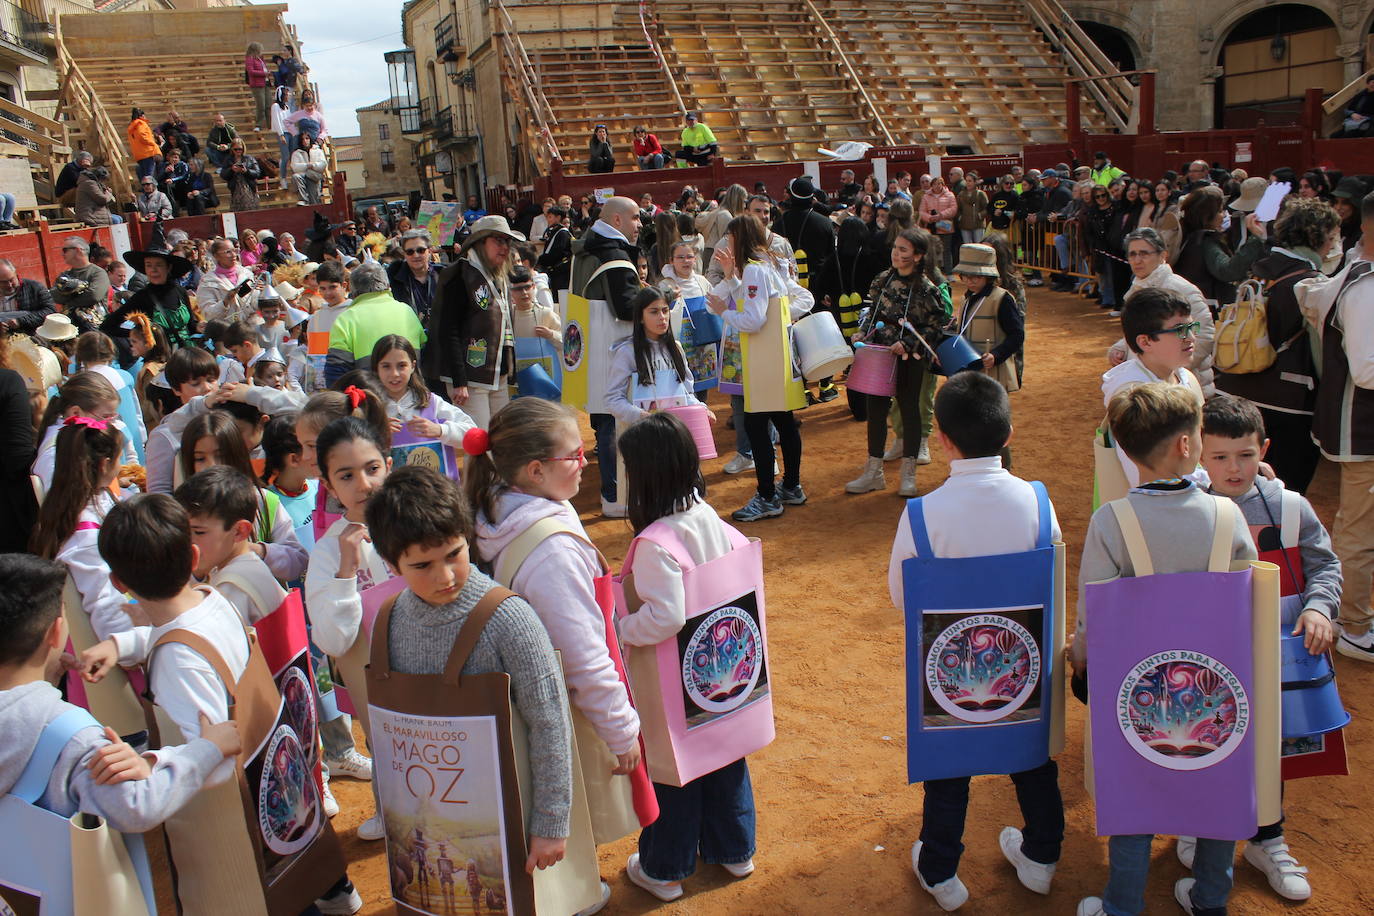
[263,0,409,137]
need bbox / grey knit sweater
[387,568,573,839]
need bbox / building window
[378,123,390,141]
[381,149,395,172]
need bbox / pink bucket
[846,344,897,397]
[662,403,718,460]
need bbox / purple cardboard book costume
[389,395,461,482]
[1085,496,1281,840]
[902,481,1067,782]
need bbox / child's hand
[199,712,242,759]
[337,523,369,579]
[612,745,641,775]
[388,417,403,434]
[406,417,442,438]
[80,639,120,683]
[704,408,718,424]
[120,601,150,627]
[203,383,231,407]
[705,293,729,315]
[889,341,910,360]
[525,836,566,873]
[88,727,151,785]
[45,651,77,685]
[1258,461,1277,481]
[1294,610,1334,654]
[533,326,555,340]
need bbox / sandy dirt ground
[316,286,1370,915]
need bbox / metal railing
[1003,218,1097,281]
[434,12,459,57]
[0,0,47,58]
[434,105,453,140]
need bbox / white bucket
[792,311,854,381]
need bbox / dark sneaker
[818,383,839,402]
[777,484,807,505]
[731,492,784,522]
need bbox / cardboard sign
[593,187,614,205]
[1253,183,1289,223]
[417,200,463,246]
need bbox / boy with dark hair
[176,466,285,624]
[1193,394,1339,902]
[1073,382,1257,916]
[889,371,1065,909]
[0,553,238,832]
[219,319,265,385]
[364,465,575,873]
[147,347,221,494]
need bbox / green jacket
[325,290,425,385]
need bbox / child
[145,347,219,494]
[75,330,147,460]
[175,465,285,624]
[615,412,756,901]
[304,261,351,393]
[128,318,176,434]
[605,287,707,425]
[251,348,306,405]
[29,419,132,641]
[952,243,1024,394]
[510,264,562,344]
[365,463,574,873]
[33,371,138,496]
[1100,288,1204,490]
[887,372,1063,910]
[296,384,391,542]
[1072,382,1257,916]
[219,320,266,385]
[255,295,287,354]
[372,334,474,449]
[0,553,238,834]
[1194,394,1339,902]
[304,416,395,839]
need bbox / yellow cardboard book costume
[738,261,806,413]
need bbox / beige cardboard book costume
[62,578,146,738]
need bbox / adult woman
[102,239,198,352]
[220,138,262,211]
[126,107,161,182]
[706,215,807,521]
[631,125,665,170]
[195,237,259,323]
[1105,181,1141,301]
[916,176,957,274]
[291,133,327,205]
[428,215,526,428]
[1297,170,1330,201]
[572,195,598,235]
[956,178,989,244]
[696,183,747,251]
[1134,180,1163,230]
[239,228,262,268]
[844,226,947,498]
[588,124,615,174]
[1084,185,1120,311]
[1173,185,1266,308]
[648,210,680,282]
[75,166,117,227]
[1213,199,1338,493]
[861,174,880,199]
[244,42,270,130]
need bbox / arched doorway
[1216,4,1341,128]
[1076,21,1137,73]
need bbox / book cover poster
[0,881,39,916]
[675,591,769,730]
[921,606,1044,730]
[372,709,512,915]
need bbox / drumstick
[899,318,941,361]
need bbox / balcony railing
[434,105,453,140]
[418,96,435,130]
[395,103,421,134]
[434,12,460,58]
[0,0,48,59]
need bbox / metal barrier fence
[1002,218,1097,280]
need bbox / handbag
[935,219,954,234]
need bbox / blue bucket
[1280,634,1350,739]
[516,362,562,400]
[933,334,982,376]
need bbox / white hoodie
[476,490,639,755]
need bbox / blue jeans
[638,759,755,881]
[1096,257,1117,306]
[320,714,355,761]
[109,213,124,224]
[136,156,162,181]
[1103,835,1234,915]
[730,394,777,456]
[278,132,293,179]
[591,412,616,502]
[0,192,14,222]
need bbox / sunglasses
[1147,321,1202,340]
[404,247,428,255]
[542,445,585,464]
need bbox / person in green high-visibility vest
[674,112,719,167]
[1090,151,1125,187]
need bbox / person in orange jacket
[127,107,162,183]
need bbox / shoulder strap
[367,594,402,676]
[1279,489,1302,549]
[580,259,637,298]
[256,487,280,543]
[1030,481,1052,548]
[1108,498,1153,576]
[12,707,101,804]
[152,629,239,701]
[1208,496,1236,573]
[214,568,284,620]
[905,497,934,558]
[441,587,517,685]
[493,515,607,587]
[73,521,101,532]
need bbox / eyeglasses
[404,247,428,255]
[1126,249,1161,259]
[542,445,585,464]
[1147,321,1202,340]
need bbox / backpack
[1214,269,1308,374]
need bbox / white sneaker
[722,858,754,878]
[356,813,385,841]
[575,880,612,915]
[998,826,1055,894]
[1174,876,1197,913]
[1176,835,1196,868]
[723,452,755,474]
[1244,838,1311,900]
[916,438,932,465]
[324,748,373,781]
[911,841,968,911]
[626,853,682,901]
[1336,630,1374,663]
[1076,898,1106,916]
[601,498,627,519]
[315,883,362,915]
[321,778,340,817]
[882,437,904,461]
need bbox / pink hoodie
[919,187,957,230]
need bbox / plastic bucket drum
[933,334,983,377]
[847,344,897,397]
[1279,634,1350,739]
[516,362,562,400]
[793,311,854,380]
[662,404,718,460]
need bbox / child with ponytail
[371,334,474,475]
[75,331,146,461]
[29,418,132,640]
[33,371,138,496]
[296,380,391,542]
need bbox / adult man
[334,220,361,258]
[461,194,486,224]
[1030,170,1074,290]
[360,205,389,236]
[891,171,913,201]
[206,113,237,169]
[56,150,93,206]
[1334,74,1374,138]
[326,261,424,385]
[1298,191,1374,662]
[774,176,839,402]
[50,237,109,330]
[1090,152,1124,187]
[948,166,966,194]
[569,195,642,515]
[0,259,53,333]
[386,229,439,330]
[675,112,719,166]
[837,168,862,206]
[1185,159,1211,190]
[195,237,260,323]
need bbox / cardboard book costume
[560,257,635,414]
[61,567,147,739]
[901,481,1067,783]
[736,262,806,413]
[389,395,461,482]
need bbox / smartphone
[236,279,253,296]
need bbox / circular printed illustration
[280,666,318,755]
[258,724,320,855]
[562,320,584,371]
[925,615,1041,723]
[1116,653,1250,771]
[681,607,764,713]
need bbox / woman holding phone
[195,237,262,323]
